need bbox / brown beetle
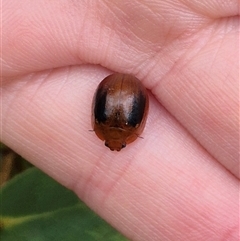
[92,73,149,151]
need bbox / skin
[1,1,239,240]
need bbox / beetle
[92,73,149,151]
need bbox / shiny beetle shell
[92,73,149,151]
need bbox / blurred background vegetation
[0,143,33,185]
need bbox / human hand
[2,1,239,240]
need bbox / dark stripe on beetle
[94,88,107,123]
[127,91,146,127]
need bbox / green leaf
[0,168,129,241]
